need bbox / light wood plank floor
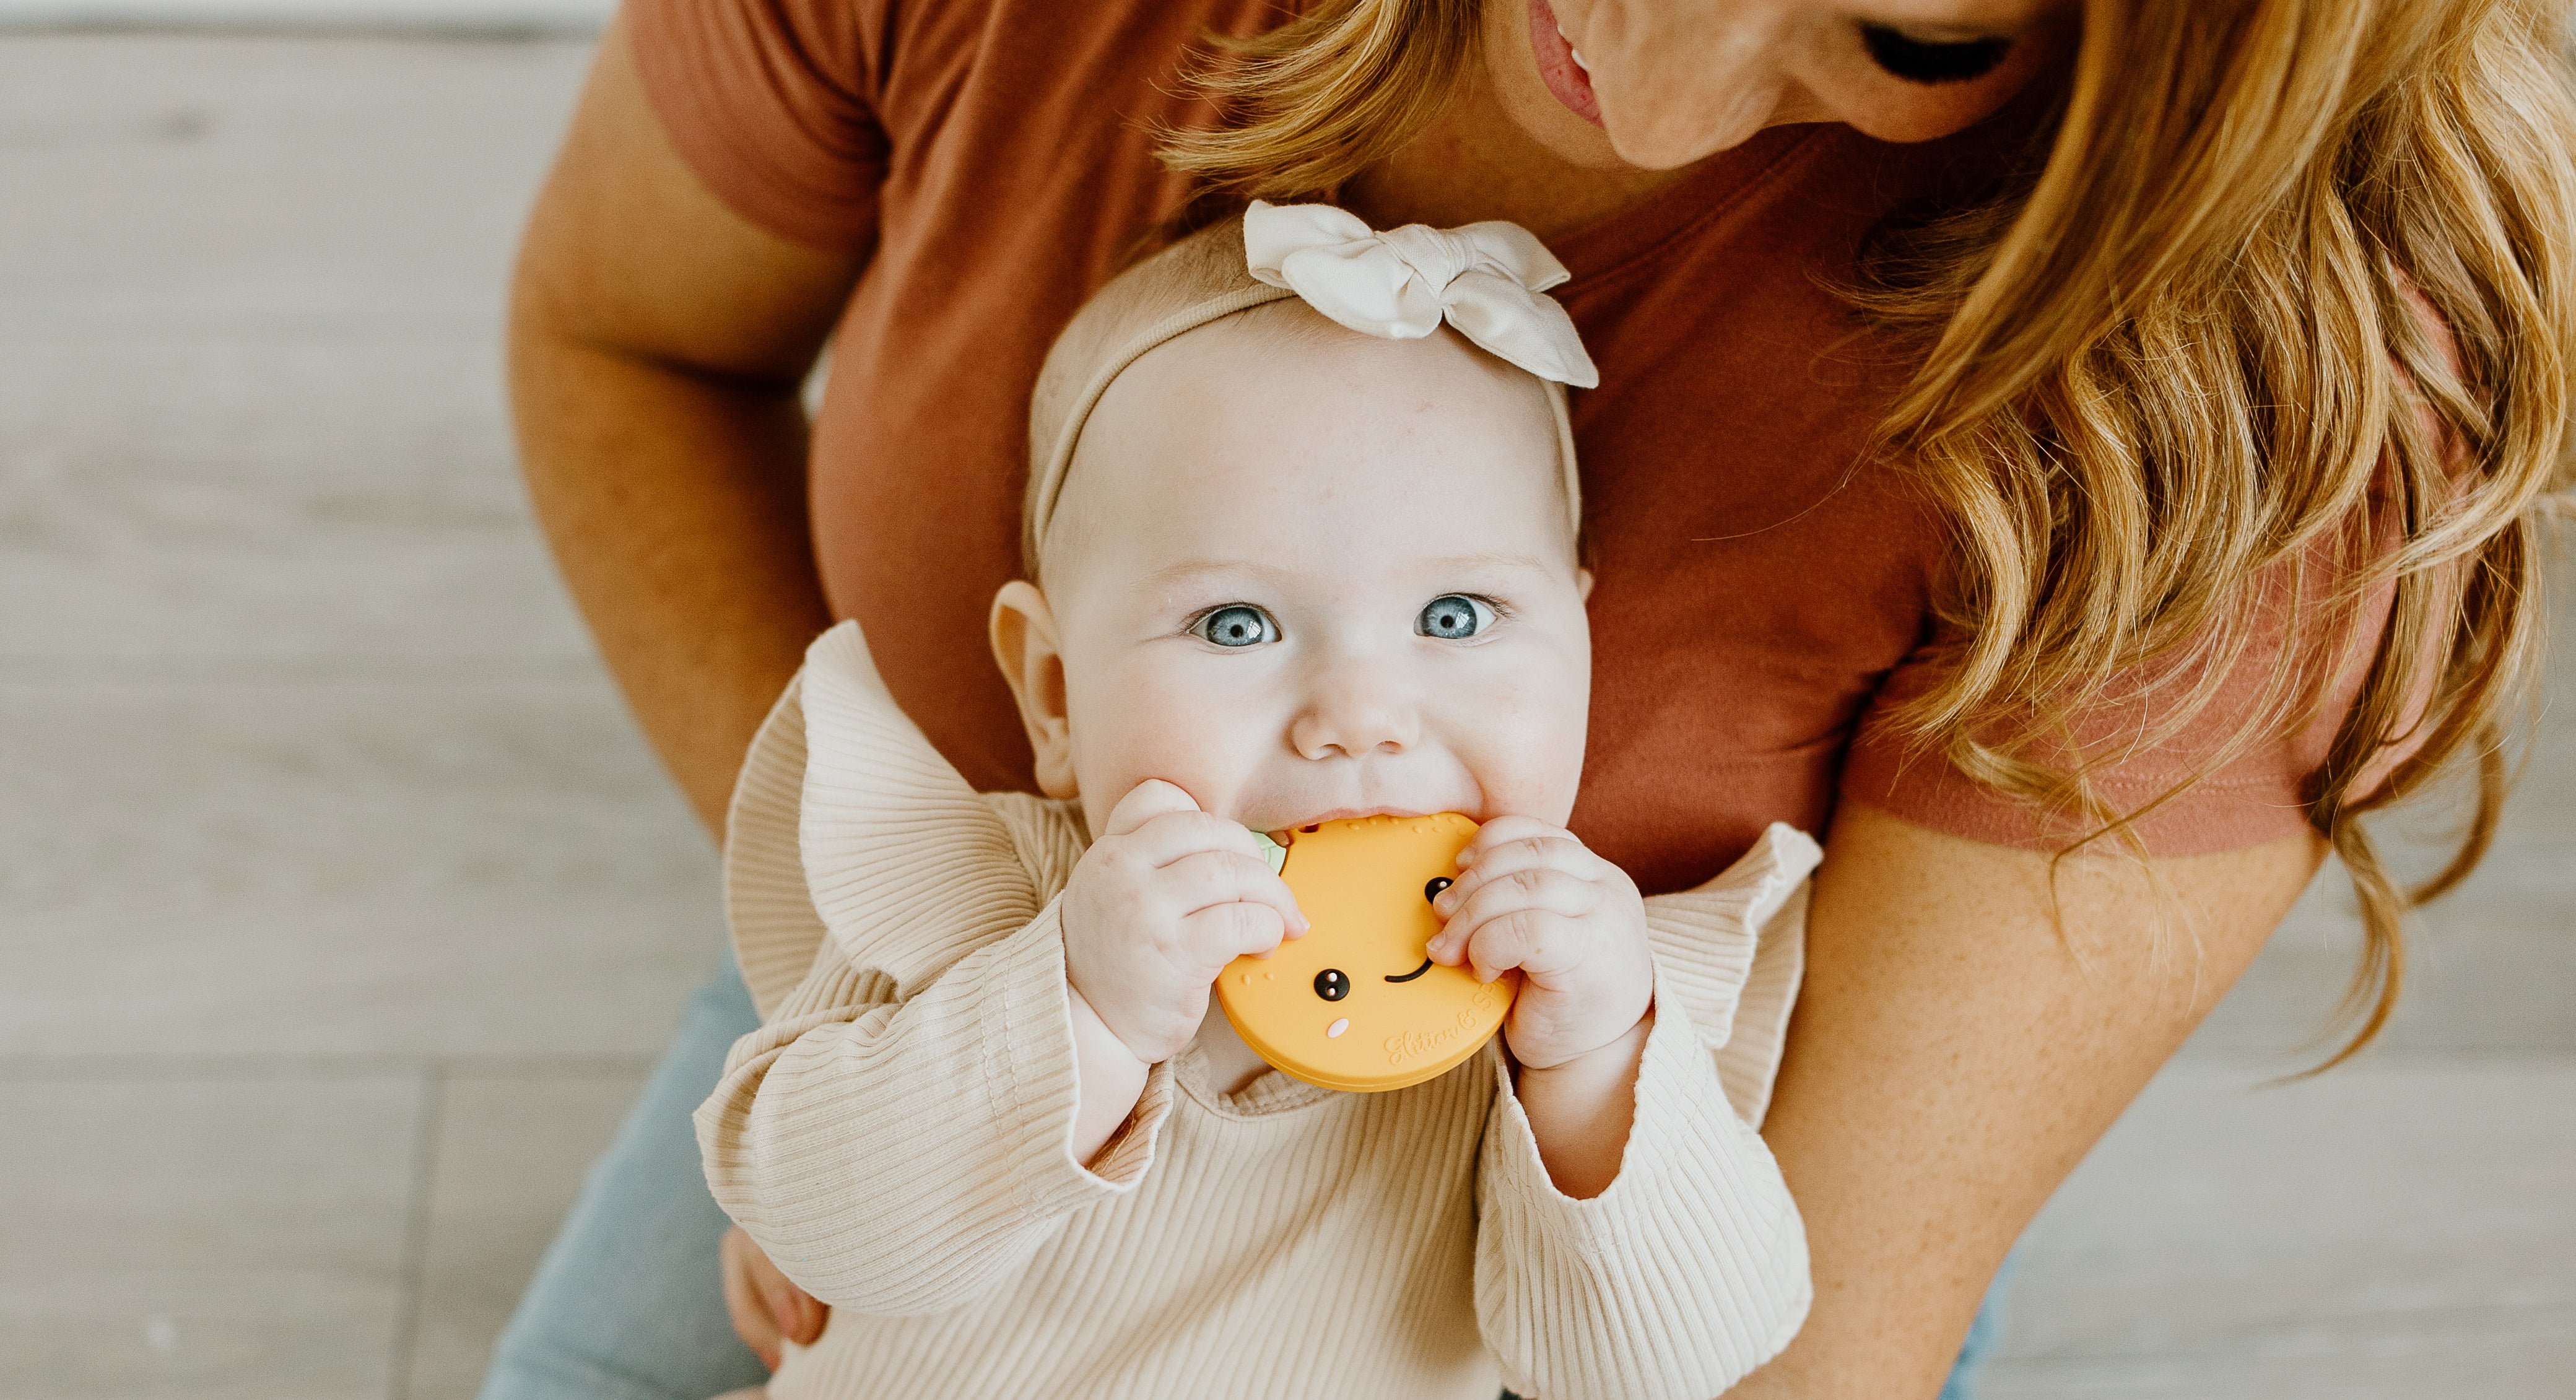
[2,32,2567,1400]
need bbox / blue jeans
[479,952,771,1400]
[479,952,2014,1399]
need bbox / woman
[488,1,2574,1397]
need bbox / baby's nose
[1288,676,1418,760]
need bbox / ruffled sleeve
[1643,821,1819,1127]
[698,621,1173,1315]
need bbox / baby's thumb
[1101,778,1203,836]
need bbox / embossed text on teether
[1382,981,1511,1067]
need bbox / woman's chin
[1595,110,1743,172]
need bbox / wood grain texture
[1985,1064,2576,1399]
[0,1072,425,1400]
[401,1071,646,1400]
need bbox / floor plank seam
[0,663,619,687]
[0,1051,663,1078]
[388,1060,447,1400]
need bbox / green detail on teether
[1251,829,1287,876]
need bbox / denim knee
[477,954,771,1400]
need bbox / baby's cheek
[1468,616,1592,824]
[1458,707,1587,825]
[1071,679,1271,820]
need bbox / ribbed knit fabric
[699,621,1819,1400]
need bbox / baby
[699,204,1818,1400]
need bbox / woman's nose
[1289,675,1419,760]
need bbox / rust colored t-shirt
[630,0,2368,895]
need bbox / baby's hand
[1061,780,1308,1067]
[1426,817,1653,1071]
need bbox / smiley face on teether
[1218,813,1518,1093]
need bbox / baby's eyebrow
[1137,559,1282,591]
[1138,553,1556,591]
[1418,552,1556,576]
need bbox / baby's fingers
[1157,849,1308,937]
[1180,900,1294,967]
[1430,867,1601,974]
[1452,908,1569,986]
[1118,808,1265,869]
[1452,815,1576,870]
[1432,831,1601,921]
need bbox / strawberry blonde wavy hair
[1163,0,2576,1065]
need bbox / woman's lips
[1528,0,1604,128]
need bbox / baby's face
[1008,310,1591,837]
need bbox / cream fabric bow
[1244,200,1600,389]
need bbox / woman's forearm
[1723,804,2323,1398]
[509,323,832,833]
[506,15,857,836]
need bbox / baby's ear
[1575,567,1595,602]
[990,580,1079,801]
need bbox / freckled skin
[1504,0,2073,172]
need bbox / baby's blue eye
[1195,604,1277,648]
[1416,594,1493,640]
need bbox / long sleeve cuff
[1476,972,1812,1400]
[981,898,1178,1195]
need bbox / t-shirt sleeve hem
[1839,742,2319,858]
[626,0,889,258]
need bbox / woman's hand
[1428,815,1655,1070]
[1060,780,1308,1067]
[719,1224,825,1370]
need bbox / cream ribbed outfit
[698,622,1821,1400]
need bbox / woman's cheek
[1803,71,2022,144]
[1800,13,2072,144]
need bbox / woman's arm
[509,15,860,833]
[1727,801,2325,1398]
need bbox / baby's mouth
[1258,805,1440,840]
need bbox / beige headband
[1024,204,1589,571]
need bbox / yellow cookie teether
[1219,813,1518,1092]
